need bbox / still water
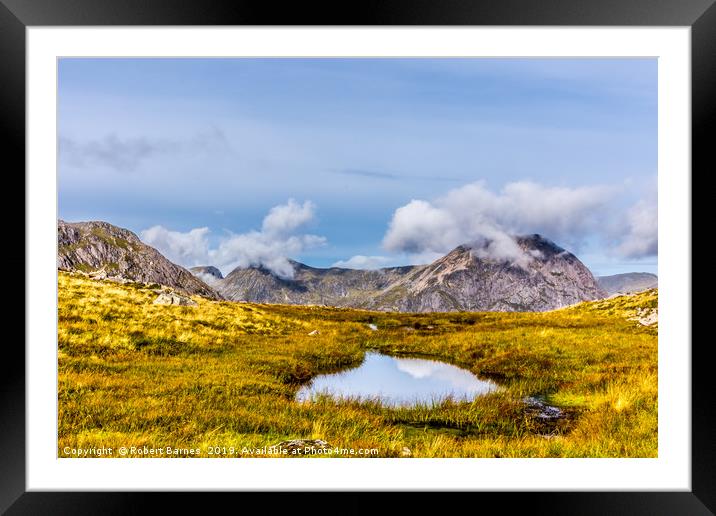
[296,352,498,408]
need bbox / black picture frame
[3,0,710,513]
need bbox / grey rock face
[58,220,221,300]
[216,261,415,306]
[214,234,606,312]
[364,235,605,312]
[597,272,658,295]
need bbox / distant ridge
[597,272,658,295]
[190,266,224,288]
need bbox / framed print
[3,0,712,513]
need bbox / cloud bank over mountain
[140,181,657,276]
[328,180,657,270]
[140,199,325,279]
[379,181,613,266]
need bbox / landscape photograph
[57,58,658,458]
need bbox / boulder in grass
[153,292,197,306]
[274,439,331,453]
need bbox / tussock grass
[58,272,657,458]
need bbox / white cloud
[383,180,614,265]
[331,255,397,270]
[262,199,317,236]
[382,200,463,255]
[471,229,534,269]
[210,231,325,279]
[192,271,223,287]
[140,199,326,279]
[139,226,211,266]
[615,199,657,258]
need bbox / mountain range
[195,234,606,312]
[57,219,655,312]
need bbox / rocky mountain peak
[515,233,568,256]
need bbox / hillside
[565,288,658,329]
[58,220,221,299]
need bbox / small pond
[296,352,498,408]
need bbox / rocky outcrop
[628,306,658,326]
[153,292,198,306]
[58,220,221,300]
[273,439,331,453]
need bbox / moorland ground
[58,272,657,458]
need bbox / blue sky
[58,58,657,276]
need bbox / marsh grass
[58,273,657,458]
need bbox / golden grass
[58,272,657,458]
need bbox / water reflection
[296,352,498,408]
